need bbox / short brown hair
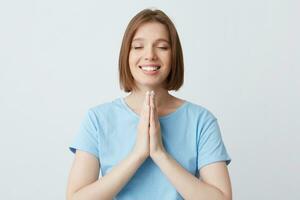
[119,8,184,92]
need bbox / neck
[126,87,172,108]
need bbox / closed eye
[132,46,143,50]
[158,47,169,50]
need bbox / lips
[138,65,161,76]
[139,65,161,71]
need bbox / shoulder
[84,98,130,124]
[88,98,123,115]
[81,98,124,129]
[184,100,218,122]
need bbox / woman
[67,8,232,200]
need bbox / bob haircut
[119,8,184,92]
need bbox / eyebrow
[132,37,170,44]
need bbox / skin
[127,21,181,159]
[66,22,232,200]
[126,21,184,118]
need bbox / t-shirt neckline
[119,97,188,120]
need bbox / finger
[150,103,155,132]
[141,91,150,127]
[152,91,156,108]
[146,91,150,126]
[143,91,150,106]
[151,91,159,121]
[150,91,156,128]
[150,90,155,108]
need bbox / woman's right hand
[132,91,150,161]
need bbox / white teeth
[140,66,160,71]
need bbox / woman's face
[129,22,171,90]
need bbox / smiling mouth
[139,65,161,71]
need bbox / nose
[144,47,157,61]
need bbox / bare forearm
[72,152,145,200]
[152,152,227,200]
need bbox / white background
[0,0,299,199]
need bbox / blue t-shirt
[69,97,231,199]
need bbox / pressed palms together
[132,91,166,161]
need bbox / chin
[136,81,163,89]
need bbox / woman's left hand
[149,91,166,158]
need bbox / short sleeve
[69,109,100,159]
[197,117,231,170]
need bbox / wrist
[151,150,168,163]
[130,150,148,164]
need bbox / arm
[66,150,145,200]
[152,152,232,200]
[67,93,152,200]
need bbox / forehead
[132,22,169,41]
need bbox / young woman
[67,8,232,200]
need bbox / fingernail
[151,90,155,95]
[146,91,150,95]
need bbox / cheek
[128,54,135,69]
[129,52,139,65]
[128,51,133,63]
[162,53,171,65]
